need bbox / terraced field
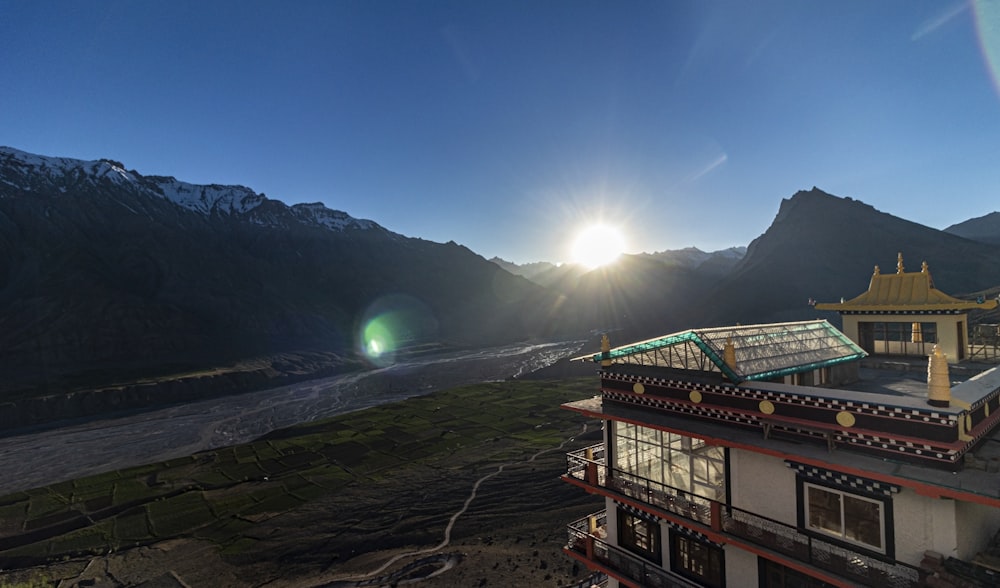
[0,378,603,587]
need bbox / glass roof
[583,320,867,383]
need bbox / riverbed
[0,340,585,496]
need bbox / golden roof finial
[921,261,928,273]
[927,344,950,408]
[896,252,904,274]
[723,336,737,373]
[873,265,880,276]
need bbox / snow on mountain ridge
[290,202,378,230]
[0,146,379,233]
[151,177,264,215]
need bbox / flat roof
[564,361,1000,506]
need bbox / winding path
[315,422,591,587]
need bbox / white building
[562,320,1000,587]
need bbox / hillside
[945,211,1000,245]
[695,188,1000,327]
[0,147,561,395]
[5,146,1000,400]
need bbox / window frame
[668,529,725,588]
[797,477,893,558]
[611,421,727,502]
[616,507,661,565]
[758,557,836,588]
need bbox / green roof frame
[586,320,867,384]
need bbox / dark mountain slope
[945,211,1000,245]
[0,148,560,394]
[694,188,1000,327]
[553,254,719,343]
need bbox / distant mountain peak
[772,187,881,225]
[945,211,1000,245]
[0,146,381,233]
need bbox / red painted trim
[567,477,855,588]
[564,404,1000,508]
[562,547,641,588]
[604,387,962,451]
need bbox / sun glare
[570,224,626,269]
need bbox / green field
[0,377,599,572]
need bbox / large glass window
[670,531,724,588]
[804,482,886,553]
[613,422,726,501]
[617,507,661,564]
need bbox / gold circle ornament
[633,383,645,394]
[759,400,775,415]
[689,390,702,404]
[836,411,856,428]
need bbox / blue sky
[2,1,999,263]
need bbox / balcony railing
[564,448,922,588]
[565,572,609,588]
[566,511,702,588]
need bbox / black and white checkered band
[786,461,900,496]
[615,500,724,547]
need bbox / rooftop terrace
[565,358,1000,505]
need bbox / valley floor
[0,379,603,588]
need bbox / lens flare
[363,318,395,362]
[357,294,438,367]
[974,0,1000,97]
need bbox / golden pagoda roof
[815,253,998,313]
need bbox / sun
[570,224,626,269]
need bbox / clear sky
[2,1,999,264]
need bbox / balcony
[565,571,609,588]
[564,445,922,588]
[566,511,702,588]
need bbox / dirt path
[315,423,592,587]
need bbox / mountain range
[3,147,1000,402]
[0,147,560,395]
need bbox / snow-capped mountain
[0,147,555,397]
[0,146,380,232]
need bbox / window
[613,422,726,501]
[670,531,724,588]
[803,482,886,554]
[759,557,836,588]
[617,508,661,564]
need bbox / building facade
[815,253,998,363]
[562,320,1000,587]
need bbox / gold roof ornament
[927,345,950,408]
[723,336,737,373]
[816,253,998,312]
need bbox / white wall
[729,448,798,525]
[956,500,1000,560]
[723,544,758,587]
[726,448,999,570]
[893,489,958,565]
[604,495,618,548]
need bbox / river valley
[0,340,584,496]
